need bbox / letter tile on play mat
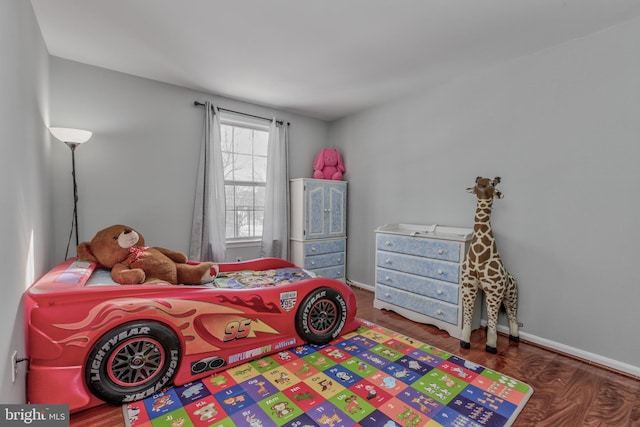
[242,375,279,401]
[395,355,433,376]
[204,371,236,394]
[326,364,363,387]
[445,394,510,426]
[381,338,416,355]
[458,385,519,419]
[342,356,378,377]
[367,371,407,394]
[214,384,256,415]
[228,362,258,381]
[303,352,337,371]
[306,401,349,427]
[282,381,323,411]
[256,392,304,424]
[438,360,480,382]
[349,379,394,406]
[183,396,229,427]
[382,363,421,385]
[282,358,319,380]
[143,389,181,417]
[306,372,346,397]
[320,345,351,362]
[175,381,210,406]
[411,369,467,405]
[263,366,297,391]
[330,389,376,422]
[369,344,404,362]
[396,387,443,417]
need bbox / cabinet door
[304,180,346,239]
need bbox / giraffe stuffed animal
[460,177,519,354]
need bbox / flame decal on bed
[215,295,281,313]
[53,298,243,354]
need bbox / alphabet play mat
[124,319,533,427]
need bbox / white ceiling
[30,0,640,121]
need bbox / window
[220,119,269,241]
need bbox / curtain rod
[194,101,288,126]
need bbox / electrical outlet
[11,350,17,383]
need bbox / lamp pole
[67,142,80,247]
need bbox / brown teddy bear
[77,224,218,285]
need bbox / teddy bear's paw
[201,263,219,283]
[117,269,146,284]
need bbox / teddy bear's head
[77,224,146,268]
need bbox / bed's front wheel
[85,321,180,404]
[296,287,348,345]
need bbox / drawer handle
[385,241,392,246]
[338,258,343,262]
[311,246,317,252]
[385,259,392,264]
[385,276,391,282]
[311,261,316,266]
[436,310,443,315]
[437,269,444,275]
[436,290,443,295]
[438,249,444,255]
[385,293,391,298]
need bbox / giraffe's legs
[504,274,519,342]
[460,284,478,349]
[485,297,500,354]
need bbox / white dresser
[374,224,480,339]
[290,179,347,280]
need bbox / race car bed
[25,257,358,413]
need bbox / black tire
[85,321,180,404]
[296,287,348,345]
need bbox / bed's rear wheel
[296,287,348,345]
[85,321,180,404]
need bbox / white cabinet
[374,224,480,339]
[290,179,347,280]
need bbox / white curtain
[189,101,227,262]
[260,120,289,259]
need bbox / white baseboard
[349,279,639,378]
[347,279,375,292]
[486,321,640,378]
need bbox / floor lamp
[50,127,93,259]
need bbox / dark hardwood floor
[70,286,640,426]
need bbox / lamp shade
[50,127,93,144]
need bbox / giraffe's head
[467,176,504,200]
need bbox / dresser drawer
[304,239,345,256]
[376,267,458,304]
[376,285,458,325]
[377,251,459,283]
[376,234,462,262]
[304,252,345,270]
[312,265,345,279]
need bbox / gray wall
[50,58,329,263]
[330,16,640,371]
[0,0,51,403]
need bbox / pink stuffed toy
[313,148,345,180]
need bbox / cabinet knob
[324,208,331,213]
[438,249,444,255]
[437,290,443,295]
[311,261,316,265]
[385,293,391,298]
[385,276,391,282]
[311,246,316,252]
[385,259,391,264]
[437,269,444,275]
[436,310,443,315]
[385,241,392,246]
